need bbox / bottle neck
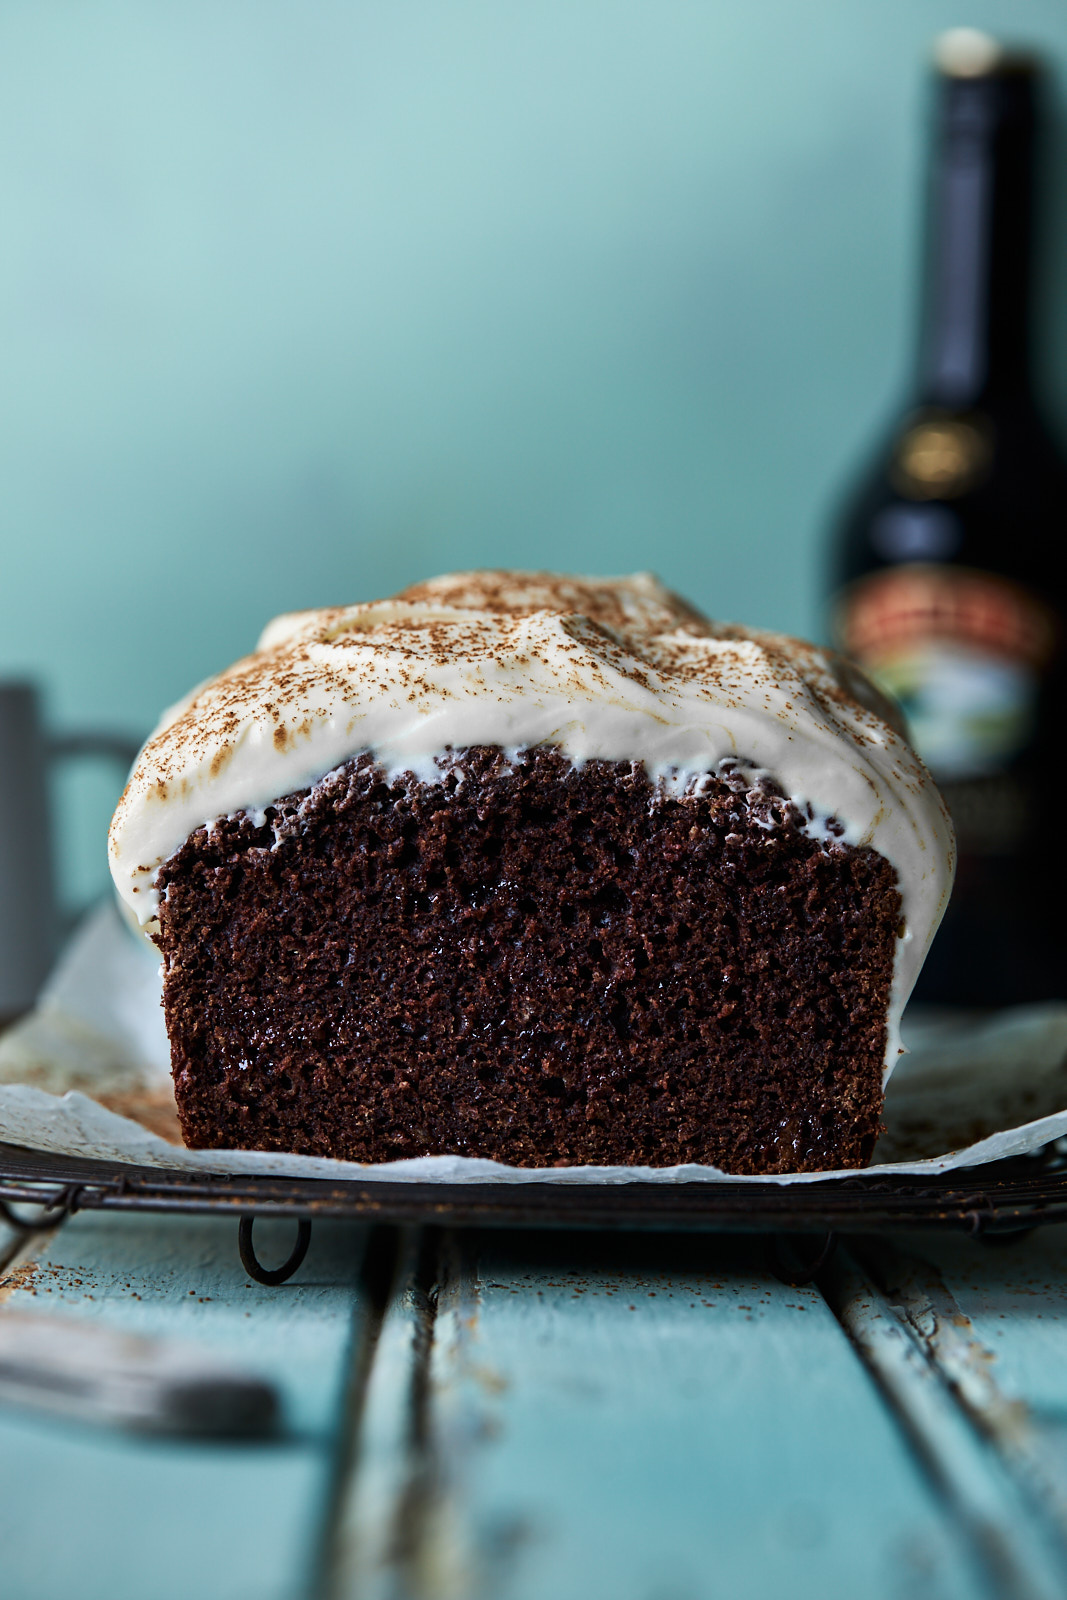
[918,67,1037,409]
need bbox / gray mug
[0,682,139,1021]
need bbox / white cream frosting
[108,571,955,1080]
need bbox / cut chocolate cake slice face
[110,571,955,1174]
[156,749,900,1172]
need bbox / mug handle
[0,690,142,1021]
[47,731,143,938]
[49,732,141,769]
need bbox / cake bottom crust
[156,748,901,1174]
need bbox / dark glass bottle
[829,35,1067,1006]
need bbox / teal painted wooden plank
[822,1246,1067,1600]
[876,1231,1067,1556]
[0,1212,369,1600]
[907,1230,1067,1426]
[334,1230,989,1600]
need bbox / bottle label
[891,412,992,500]
[835,564,1055,784]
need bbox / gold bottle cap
[934,28,1003,78]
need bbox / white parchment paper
[1,902,1066,1184]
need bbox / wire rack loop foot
[238,1216,312,1286]
[765,1230,838,1287]
[0,1196,70,1232]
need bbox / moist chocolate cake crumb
[156,747,901,1174]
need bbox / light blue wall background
[3,1,1067,907]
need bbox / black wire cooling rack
[2,1140,1067,1280]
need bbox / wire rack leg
[0,1196,72,1232]
[238,1216,312,1286]
[765,1230,837,1287]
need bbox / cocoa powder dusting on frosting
[108,568,954,1080]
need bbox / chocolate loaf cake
[109,572,954,1173]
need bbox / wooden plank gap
[0,1217,65,1295]
[311,1222,406,1600]
[822,1245,1067,1600]
[321,1225,455,1600]
[859,1239,1067,1563]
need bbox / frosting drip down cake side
[108,571,955,1174]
